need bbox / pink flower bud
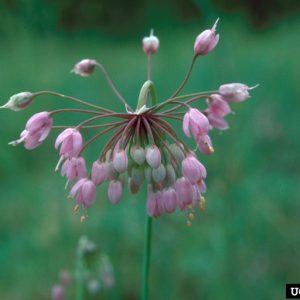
[130,145,146,165]
[146,186,163,217]
[113,149,128,173]
[51,285,64,300]
[61,157,86,181]
[1,92,33,111]
[194,19,219,56]
[196,134,214,155]
[183,108,209,139]
[207,94,231,117]
[182,154,207,184]
[69,178,96,208]
[143,30,159,55]
[174,177,194,210]
[219,83,255,102]
[55,128,83,159]
[152,164,166,183]
[207,113,229,130]
[146,145,161,169]
[9,111,52,149]
[91,161,110,185]
[108,180,123,204]
[72,59,97,77]
[162,188,178,213]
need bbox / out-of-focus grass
[0,15,300,300]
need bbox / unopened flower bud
[130,145,146,165]
[146,145,161,169]
[113,149,128,173]
[129,177,140,194]
[72,59,97,77]
[108,180,123,204]
[169,143,185,164]
[143,29,159,55]
[166,164,176,184]
[1,92,33,111]
[152,164,166,183]
[144,166,152,183]
[219,83,256,102]
[194,19,219,56]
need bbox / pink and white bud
[91,161,110,185]
[146,145,161,169]
[130,145,146,165]
[174,177,194,210]
[61,157,86,181]
[143,29,159,55]
[108,180,123,205]
[1,92,33,111]
[196,134,214,155]
[51,285,64,300]
[152,164,166,183]
[55,128,83,159]
[207,94,231,117]
[194,19,219,56]
[162,188,178,213]
[72,59,97,77]
[9,111,52,149]
[183,108,209,139]
[219,83,254,102]
[207,113,229,130]
[113,149,128,173]
[182,154,207,184]
[69,178,96,208]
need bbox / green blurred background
[0,0,300,299]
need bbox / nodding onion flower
[2,20,256,225]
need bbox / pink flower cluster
[3,19,256,224]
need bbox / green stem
[136,81,157,111]
[76,249,85,300]
[142,216,153,300]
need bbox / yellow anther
[189,212,195,220]
[187,204,193,209]
[80,215,86,223]
[73,204,80,214]
[199,197,206,212]
[186,220,192,227]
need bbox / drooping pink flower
[196,134,214,155]
[161,188,178,213]
[51,285,64,300]
[61,157,86,181]
[69,178,96,208]
[207,94,231,117]
[194,19,219,56]
[72,59,97,77]
[219,83,253,102]
[183,108,210,139]
[91,161,110,186]
[146,186,164,217]
[146,145,161,169]
[181,154,207,184]
[108,180,123,204]
[174,177,194,210]
[9,111,52,149]
[207,113,229,130]
[55,128,83,158]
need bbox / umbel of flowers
[1,20,256,225]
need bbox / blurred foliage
[0,1,300,300]
[1,0,300,34]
